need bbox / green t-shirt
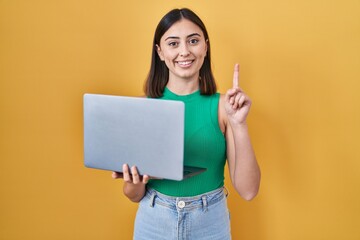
[147,87,227,197]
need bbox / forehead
[161,19,204,40]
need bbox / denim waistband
[144,187,228,212]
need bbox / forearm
[230,123,261,200]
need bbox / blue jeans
[133,187,231,240]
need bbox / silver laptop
[83,93,206,181]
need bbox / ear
[156,44,165,61]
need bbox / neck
[167,74,200,95]
[166,80,199,95]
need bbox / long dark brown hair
[144,8,217,98]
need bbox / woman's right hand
[112,164,149,202]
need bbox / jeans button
[177,200,185,209]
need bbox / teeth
[177,61,192,66]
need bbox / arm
[112,164,149,202]
[224,115,261,200]
[221,64,261,201]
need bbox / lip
[175,60,194,68]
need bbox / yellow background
[1,0,359,239]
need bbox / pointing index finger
[233,63,239,88]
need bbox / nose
[179,43,190,57]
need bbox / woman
[113,8,261,239]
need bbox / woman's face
[157,19,208,82]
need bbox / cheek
[161,52,176,68]
[195,46,207,59]
[162,51,177,62]
[196,50,207,62]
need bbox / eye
[189,38,199,45]
[168,41,179,47]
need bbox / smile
[176,60,194,67]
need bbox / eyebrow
[164,33,201,41]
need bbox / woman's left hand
[224,64,252,126]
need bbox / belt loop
[202,196,208,212]
[149,191,156,208]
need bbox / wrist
[229,120,248,130]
